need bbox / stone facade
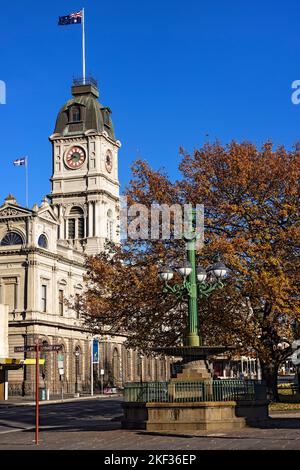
[0,305,8,359]
[1,80,170,397]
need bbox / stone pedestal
[122,401,246,431]
[172,359,213,381]
[122,359,269,432]
[122,399,269,432]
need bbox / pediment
[38,208,58,224]
[0,204,32,219]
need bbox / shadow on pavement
[252,417,300,429]
[0,399,123,435]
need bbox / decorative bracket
[163,280,224,301]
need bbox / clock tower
[49,78,121,254]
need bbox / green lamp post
[158,209,228,347]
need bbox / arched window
[160,360,166,381]
[112,348,120,385]
[126,350,132,381]
[68,206,85,240]
[68,219,75,239]
[147,358,151,378]
[1,232,23,246]
[137,354,143,381]
[155,358,159,381]
[38,234,48,249]
[71,106,81,122]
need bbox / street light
[207,262,228,279]
[176,260,192,278]
[74,348,80,396]
[139,354,144,385]
[158,208,229,348]
[154,356,159,382]
[196,266,207,283]
[158,267,174,282]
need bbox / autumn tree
[78,141,300,400]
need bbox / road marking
[0,424,73,435]
[0,426,35,435]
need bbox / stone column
[94,202,101,237]
[57,205,61,239]
[88,202,94,238]
[25,256,36,313]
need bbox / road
[0,398,122,436]
[1,398,300,450]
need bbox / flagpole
[25,158,28,208]
[82,8,86,84]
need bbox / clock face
[64,146,86,169]
[106,152,113,173]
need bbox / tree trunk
[260,361,279,402]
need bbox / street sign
[14,344,62,353]
[41,345,62,352]
[100,369,105,376]
[93,339,99,363]
[22,359,45,366]
[14,346,36,353]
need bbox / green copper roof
[54,83,115,140]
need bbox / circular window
[38,234,48,249]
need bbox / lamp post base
[172,359,213,381]
[185,334,200,347]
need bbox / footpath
[0,393,123,407]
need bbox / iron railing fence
[73,77,98,88]
[124,379,267,403]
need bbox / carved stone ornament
[0,208,21,217]
[39,211,55,222]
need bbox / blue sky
[0,0,300,208]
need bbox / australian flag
[58,11,83,26]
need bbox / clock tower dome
[49,78,121,254]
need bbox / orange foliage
[78,142,300,372]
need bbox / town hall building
[0,78,170,397]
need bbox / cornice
[49,132,121,148]
[50,172,120,189]
[0,247,85,269]
[48,189,120,203]
[9,319,90,333]
[9,319,129,339]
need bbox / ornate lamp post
[139,354,144,385]
[122,208,269,433]
[158,208,228,348]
